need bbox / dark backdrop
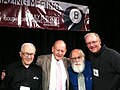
[0,0,119,84]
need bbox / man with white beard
[68,49,93,90]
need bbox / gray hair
[84,32,100,40]
[21,43,36,52]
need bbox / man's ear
[19,52,22,57]
[52,46,53,53]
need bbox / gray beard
[71,62,85,73]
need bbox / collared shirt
[49,54,67,90]
[0,61,42,90]
[68,61,93,90]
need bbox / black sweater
[0,61,42,90]
[90,45,120,90]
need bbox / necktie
[56,62,62,90]
[78,73,86,90]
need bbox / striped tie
[56,62,62,90]
[78,73,86,90]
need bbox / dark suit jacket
[36,54,70,90]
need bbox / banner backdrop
[0,0,89,31]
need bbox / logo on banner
[63,6,84,31]
[69,8,82,24]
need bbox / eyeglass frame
[21,52,35,57]
[70,55,84,61]
[86,40,99,46]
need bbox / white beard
[71,61,85,73]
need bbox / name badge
[20,86,30,90]
[93,69,99,77]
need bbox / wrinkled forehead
[54,42,66,49]
[22,45,36,53]
[72,50,83,57]
[86,34,100,42]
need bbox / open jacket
[36,54,70,90]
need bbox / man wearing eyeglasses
[0,43,42,90]
[84,32,120,90]
[68,49,93,90]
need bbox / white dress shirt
[49,54,67,90]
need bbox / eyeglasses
[21,52,35,57]
[71,56,83,61]
[86,40,98,46]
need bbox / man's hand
[1,70,5,80]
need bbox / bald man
[68,49,93,90]
[36,40,70,90]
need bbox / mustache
[71,62,85,73]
